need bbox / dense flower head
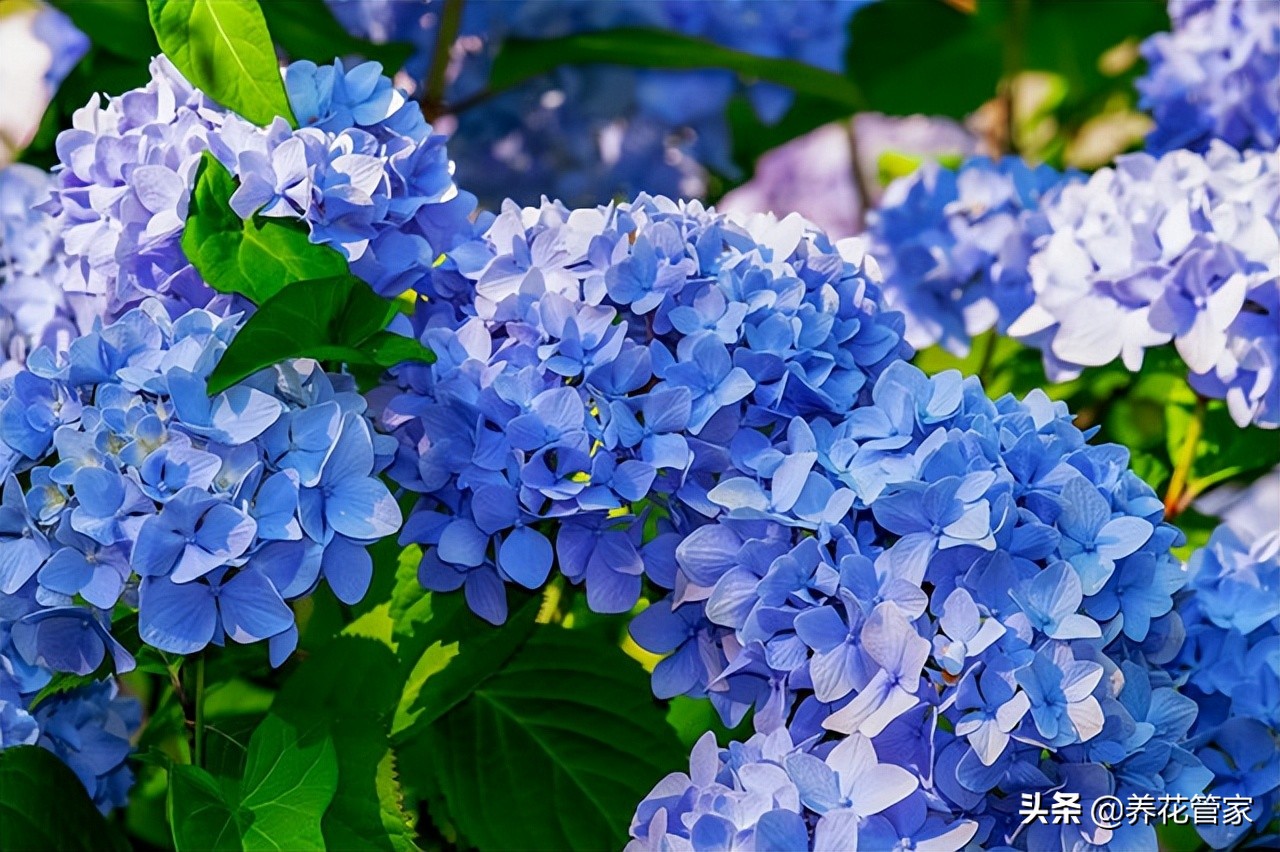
[628,360,1200,849]
[0,165,88,376]
[375,194,909,624]
[46,54,473,319]
[330,0,876,208]
[867,156,1080,355]
[1138,0,1280,156]
[1,584,138,812]
[1171,471,1280,848]
[1009,143,1280,428]
[0,300,400,667]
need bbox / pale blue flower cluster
[376,195,908,623]
[1172,473,1280,848]
[867,156,1079,355]
[0,165,88,376]
[1,586,138,813]
[1138,0,1280,156]
[0,301,400,668]
[1009,143,1280,428]
[628,359,1199,850]
[330,0,876,207]
[46,55,473,318]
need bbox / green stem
[974,332,997,386]
[193,653,206,769]
[421,0,466,121]
[844,120,871,234]
[1164,396,1206,520]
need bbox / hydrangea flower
[376,195,909,624]
[45,54,474,318]
[1,582,137,813]
[1138,0,1280,156]
[330,0,877,208]
[628,360,1202,849]
[866,156,1080,355]
[0,165,88,376]
[1009,143,1280,428]
[0,300,400,667]
[1172,472,1280,848]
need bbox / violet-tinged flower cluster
[866,156,1079,355]
[0,300,400,669]
[330,0,876,208]
[1009,143,1280,428]
[0,165,88,376]
[1138,0,1280,156]
[47,54,473,319]
[375,195,909,624]
[628,360,1202,850]
[1171,471,1280,848]
[2,589,137,812]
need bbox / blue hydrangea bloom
[628,360,1200,849]
[866,156,1080,355]
[378,195,909,624]
[46,55,474,318]
[329,0,877,208]
[1172,473,1280,848]
[1138,0,1280,156]
[1009,143,1280,428]
[1,582,138,813]
[0,301,400,666]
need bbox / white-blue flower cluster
[377,195,909,623]
[47,55,474,319]
[627,358,1198,850]
[1138,0,1280,156]
[1008,143,1280,428]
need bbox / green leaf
[0,746,121,852]
[147,0,297,126]
[260,0,413,73]
[491,27,866,111]
[391,590,541,741]
[274,637,420,852]
[168,765,242,852]
[207,274,434,394]
[182,153,348,304]
[422,627,687,851]
[166,715,339,852]
[239,716,339,851]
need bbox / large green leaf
[423,627,687,851]
[167,765,241,852]
[167,715,339,852]
[239,716,339,851]
[391,590,541,741]
[491,28,866,111]
[147,0,297,126]
[0,746,121,852]
[182,153,348,305]
[207,274,434,394]
[274,637,420,852]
